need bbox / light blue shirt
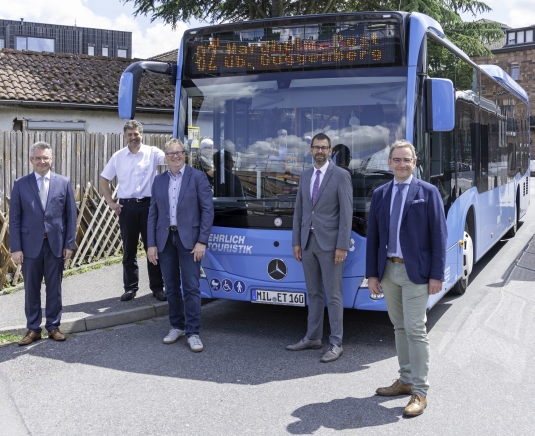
[35,170,51,192]
[168,166,185,226]
[388,174,413,258]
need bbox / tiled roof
[149,49,178,63]
[0,48,174,109]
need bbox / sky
[1,0,535,59]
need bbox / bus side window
[429,130,455,216]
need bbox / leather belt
[387,257,404,263]
[120,197,150,203]
[170,226,178,232]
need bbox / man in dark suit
[10,141,77,345]
[366,140,447,417]
[288,133,353,363]
[147,139,214,352]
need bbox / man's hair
[30,141,52,156]
[389,140,416,159]
[311,133,331,148]
[123,120,143,134]
[164,138,188,153]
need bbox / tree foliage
[124,0,505,56]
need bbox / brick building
[472,23,535,156]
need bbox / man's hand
[428,278,443,295]
[334,248,347,265]
[11,251,24,265]
[191,243,206,262]
[147,246,159,265]
[368,277,383,295]
[63,249,73,261]
[108,201,123,216]
[293,246,302,262]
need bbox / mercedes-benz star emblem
[267,259,287,281]
[274,218,282,227]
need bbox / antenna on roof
[75,19,77,27]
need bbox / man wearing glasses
[10,142,77,345]
[366,140,447,417]
[288,133,353,362]
[100,120,166,302]
[147,139,214,352]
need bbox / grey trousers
[381,260,430,396]
[301,234,344,346]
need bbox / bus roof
[479,64,529,106]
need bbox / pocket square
[412,199,425,204]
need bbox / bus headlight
[361,277,384,300]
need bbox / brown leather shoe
[48,329,66,342]
[18,330,42,346]
[376,379,413,396]
[403,393,427,417]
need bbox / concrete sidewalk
[0,261,169,336]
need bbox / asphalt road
[1,181,535,435]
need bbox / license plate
[252,289,305,307]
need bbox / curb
[0,302,169,336]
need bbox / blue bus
[118,12,530,311]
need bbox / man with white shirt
[10,141,77,345]
[287,133,353,363]
[100,120,166,302]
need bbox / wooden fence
[0,129,172,291]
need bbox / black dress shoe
[153,290,167,301]
[120,290,137,301]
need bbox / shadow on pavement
[287,396,404,433]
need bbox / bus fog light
[370,292,385,300]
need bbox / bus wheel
[505,200,518,238]
[450,226,474,295]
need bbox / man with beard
[287,133,353,362]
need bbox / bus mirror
[118,61,175,120]
[426,78,455,132]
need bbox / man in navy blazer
[10,141,77,345]
[147,139,214,352]
[366,140,447,417]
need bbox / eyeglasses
[31,157,51,162]
[311,146,330,152]
[165,151,185,157]
[391,157,414,164]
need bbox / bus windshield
[184,68,407,233]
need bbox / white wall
[0,105,174,133]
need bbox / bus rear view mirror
[426,78,455,132]
[118,61,175,120]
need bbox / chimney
[20,18,24,25]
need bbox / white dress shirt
[168,166,185,226]
[387,174,413,258]
[100,143,165,199]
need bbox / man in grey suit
[10,141,77,346]
[287,133,353,362]
[147,139,214,352]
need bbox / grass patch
[0,333,24,344]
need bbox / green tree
[124,0,505,56]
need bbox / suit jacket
[9,171,77,259]
[366,178,447,284]
[148,165,214,252]
[292,161,353,251]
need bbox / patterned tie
[40,176,48,209]
[388,183,406,253]
[311,169,321,205]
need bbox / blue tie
[311,169,321,205]
[388,183,406,254]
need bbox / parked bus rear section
[118,11,529,311]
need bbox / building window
[102,46,108,56]
[527,30,533,43]
[507,32,516,44]
[15,36,55,52]
[511,64,519,80]
[517,31,524,44]
[118,48,127,58]
[0,38,4,49]
[88,45,95,56]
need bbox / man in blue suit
[147,139,214,352]
[366,140,447,417]
[10,141,77,345]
